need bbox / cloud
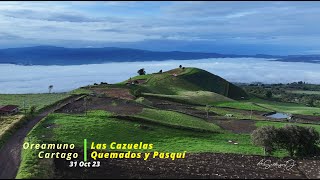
[1,58,320,94]
[1,2,320,54]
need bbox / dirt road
[0,95,82,179]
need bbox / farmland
[0,115,24,148]
[4,67,320,179]
[0,93,70,111]
[0,93,73,149]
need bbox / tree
[137,68,146,75]
[205,105,212,119]
[252,126,278,156]
[265,91,272,98]
[28,105,37,118]
[159,69,163,73]
[307,98,315,107]
[277,125,320,157]
[48,85,53,93]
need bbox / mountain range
[0,46,319,65]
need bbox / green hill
[125,67,247,104]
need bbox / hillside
[1,46,320,66]
[124,67,248,104]
[0,46,243,65]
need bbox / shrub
[133,89,142,97]
[251,126,278,155]
[265,91,272,98]
[252,125,320,157]
[277,125,320,157]
[137,68,146,75]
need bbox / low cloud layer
[0,58,320,94]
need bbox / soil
[55,96,144,116]
[293,114,320,124]
[214,119,257,134]
[91,88,136,100]
[146,97,217,118]
[54,151,311,179]
[0,95,82,179]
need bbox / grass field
[0,93,72,150]
[0,115,24,148]
[212,101,270,112]
[143,91,233,105]
[196,106,267,120]
[248,98,320,115]
[17,109,291,178]
[0,93,70,111]
[255,121,320,133]
[287,90,320,95]
[135,108,222,132]
[211,98,320,116]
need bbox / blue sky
[1,1,320,55]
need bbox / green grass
[135,108,222,132]
[287,90,320,95]
[212,101,270,112]
[256,121,320,133]
[135,97,153,106]
[212,98,320,116]
[248,98,320,116]
[118,74,153,84]
[69,88,92,95]
[144,91,234,105]
[17,110,289,178]
[0,93,70,110]
[196,106,267,121]
[124,67,247,100]
[16,131,54,179]
[0,115,25,148]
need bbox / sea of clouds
[1,58,320,94]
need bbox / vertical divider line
[84,139,87,161]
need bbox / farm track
[0,95,83,179]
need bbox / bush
[265,91,272,98]
[251,126,278,155]
[252,125,320,157]
[133,89,142,97]
[277,125,320,157]
[137,68,146,75]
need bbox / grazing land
[0,93,70,110]
[3,67,319,179]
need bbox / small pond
[266,112,290,119]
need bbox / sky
[1,1,320,55]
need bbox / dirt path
[0,95,82,179]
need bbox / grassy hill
[123,67,247,105]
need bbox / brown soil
[55,96,144,116]
[146,97,217,118]
[54,151,309,179]
[91,88,136,100]
[214,119,257,134]
[293,114,320,124]
[297,157,320,179]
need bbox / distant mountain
[0,46,319,65]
